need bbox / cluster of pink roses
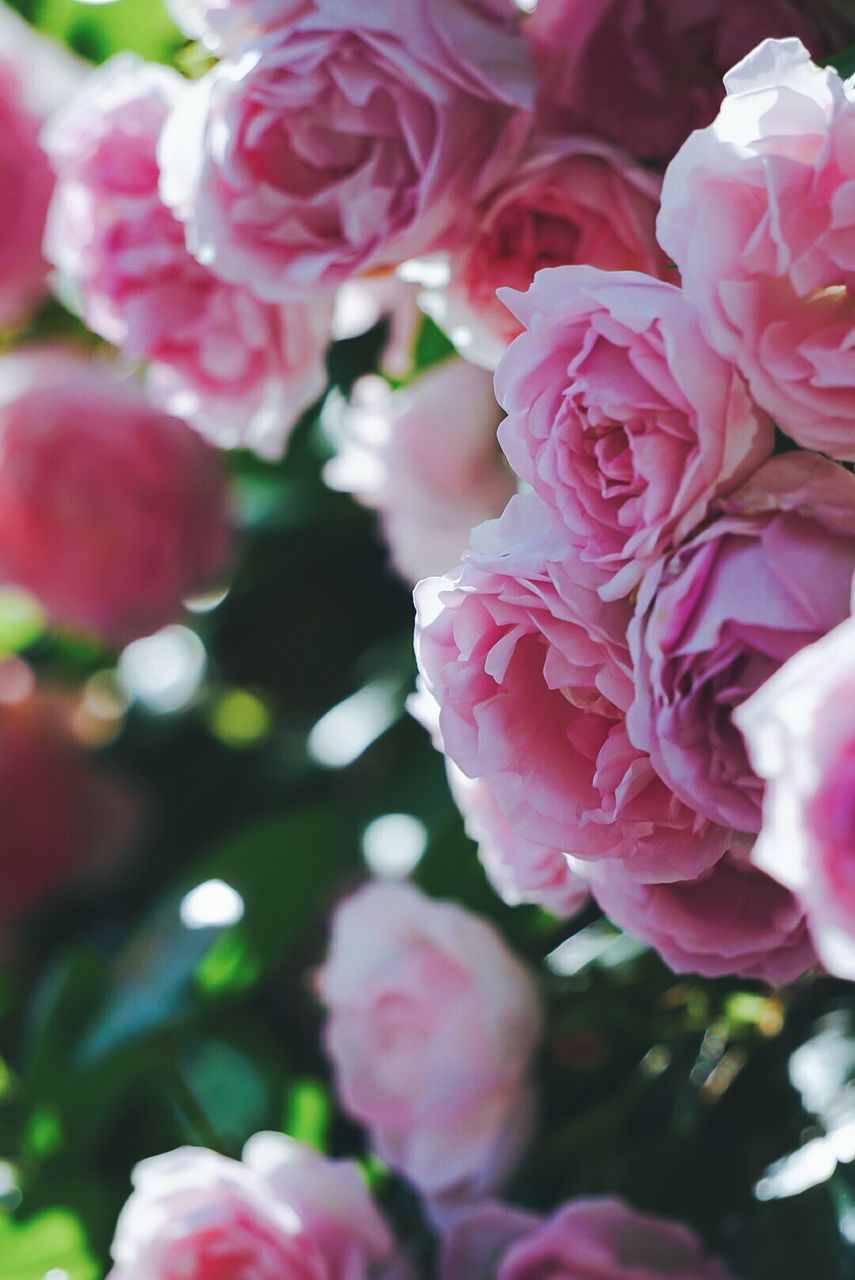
[104,880,734,1279]
[416,34,855,987]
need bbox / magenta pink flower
[659,39,855,460]
[497,1196,734,1280]
[416,136,667,369]
[415,494,731,884]
[323,362,514,583]
[0,673,139,921]
[159,3,533,299]
[495,266,772,601]
[736,612,855,980]
[527,0,849,165]
[44,55,330,457]
[0,67,53,328]
[109,1133,392,1280]
[583,846,815,985]
[0,349,232,644]
[629,453,855,835]
[316,879,542,1197]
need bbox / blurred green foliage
[0,2,853,1278]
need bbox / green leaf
[0,1209,98,1280]
[30,0,182,63]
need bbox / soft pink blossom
[658,38,855,460]
[438,1200,542,1280]
[628,453,855,835]
[0,349,232,644]
[109,1133,392,1280]
[0,668,139,921]
[448,764,590,917]
[316,879,542,1198]
[583,845,815,985]
[323,363,514,583]
[0,62,53,326]
[415,493,731,884]
[44,55,330,457]
[495,266,773,601]
[159,4,533,300]
[497,1196,734,1280]
[735,611,855,980]
[526,0,849,166]
[414,137,668,369]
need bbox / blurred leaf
[0,1208,97,1280]
[28,0,181,62]
[284,1078,330,1153]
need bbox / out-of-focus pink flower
[438,1200,542,1280]
[413,137,668,369]
[496,1196,734,1280]
[0,349,232,644]
[448,764,589,918]
[159,3,533,300]
[0,667,140,921]
[44,55,330,457]
[583,845,815,985]
[0,78,51,329]
[526,0,848,166]
[109,1133,392,1280]
[415,494,731,884]
[629,454,855,835]
[736,611,855,980]
[323,363,514,584]
[658,39,855,460]
[316,879,543,1198]
[495,266,773,601]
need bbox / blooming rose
[735,611,855,980]
[438,1200,542,1280]
[495,266,773,601]
[411,136,668,369]
[323,362,514,583]
[316,879,543,1197]
[109,1132,392,1280]
[526,0,849,166]
[0,666,139,921]
[658,39,855,460]
[415,494,731,884]
[0,350,232,644]
[582,846,815,985]
[159,3,533,299]
[44,55,330,457]
[496,1197,733,1280]
[448,765,590,918]
[628,453,855,835]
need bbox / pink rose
[44,55,330,457]
[495,266,773,601]
[735,612,855,980]
[415,493,731,884]
[658,39,855,460]
[582,846,815,985]
[448,765,590,918]
[527,0,849,165]
[109,1133,392,1280]
[159,3,533,299]
[0,349,232,644]
[438,1200,542,1280]
[0,69,52,327]
[497,1197,733,1280]
[628,453,855,835]
[0,668,139,921]
[413,136,668,370]
[316,879,542,1197]
[323,363,514,583]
